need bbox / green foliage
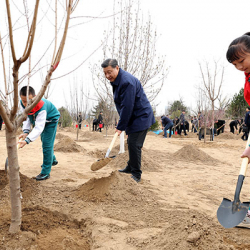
[227,88,248,118]
[58,107,72,128]
[149,119,159,131]
[168,100,187,119]
[170,110,182,119]
[149,111,160,131]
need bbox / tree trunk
[76,122,79,141]
[5,129,22,234]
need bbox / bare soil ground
[1,125,250,249]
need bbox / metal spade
[217,136,250,228]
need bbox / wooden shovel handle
[216,124,225,131]
[239,135,250,176]
[105,132,118,158]
[108,132,118,151]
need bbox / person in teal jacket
[18,86,60,181]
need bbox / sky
[0,0,249,116]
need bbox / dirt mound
[54,137,84,153]
[106,150,160,172]
[0,171,38,200]
[56,133,71,140]
[138,210,235,250]
[0,206,90,250]
[218,132,240,140]
[20,173,39,200]
[75,171,149,202]
[0,170,8,190]
[87,149,105,158]
[172,144,217,164]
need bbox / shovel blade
[217,198,250,228]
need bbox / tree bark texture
[5,129,22,234]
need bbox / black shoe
[52,160,58,166]
[131,175,141,183]
[118,167,131,174]
[35,173,50,181]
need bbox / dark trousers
[93,123,97,131]
[230,124,235,134]
[178,124,187,135]
[40,122,58,175]
[0,120,2,130]
[127,129,148,179]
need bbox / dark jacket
[111,68,155,134]
[230,120,239,129]
[180,113,186,124]
[98,114,103,124]
[245,111,250,127]
[161,116,173,127]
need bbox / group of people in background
[229,107,250,141]
[160,109,250,141]
[161,110,203,138]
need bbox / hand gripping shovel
[5,139,23,172]
[217,136,250,228]
[91,132,119,171]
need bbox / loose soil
[1,125,250,249]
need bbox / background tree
[58,107,73,128]
[226,88,248,118]
[199,61,224,131]
[91,0,168,123]
[0,0,78,233]
[167,99,188,119]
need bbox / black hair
[226,32,250,63]
[20,86,35,96]
[101,58,118,68]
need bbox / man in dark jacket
[161,115,173,138]
[178,110,187,136]
[101,58,155,182]
[77,112,83,129]
[229,119,241,134]
[97,112,104,132]
[242,107,250,140]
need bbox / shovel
[91,132,118,171]
[5,138,23,172]
[217,135,250,228]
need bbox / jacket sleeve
[21,105,31,134]
[25,110,47,143]
[116,81,136,131]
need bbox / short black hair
[101,58,118,68]
[20,86,35,96]
[226,32,250,63]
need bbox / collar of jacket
[20,99,45,115]
[111,68,123,86]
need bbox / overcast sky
[1,0,249,115]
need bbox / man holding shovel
[101,59,155,183]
